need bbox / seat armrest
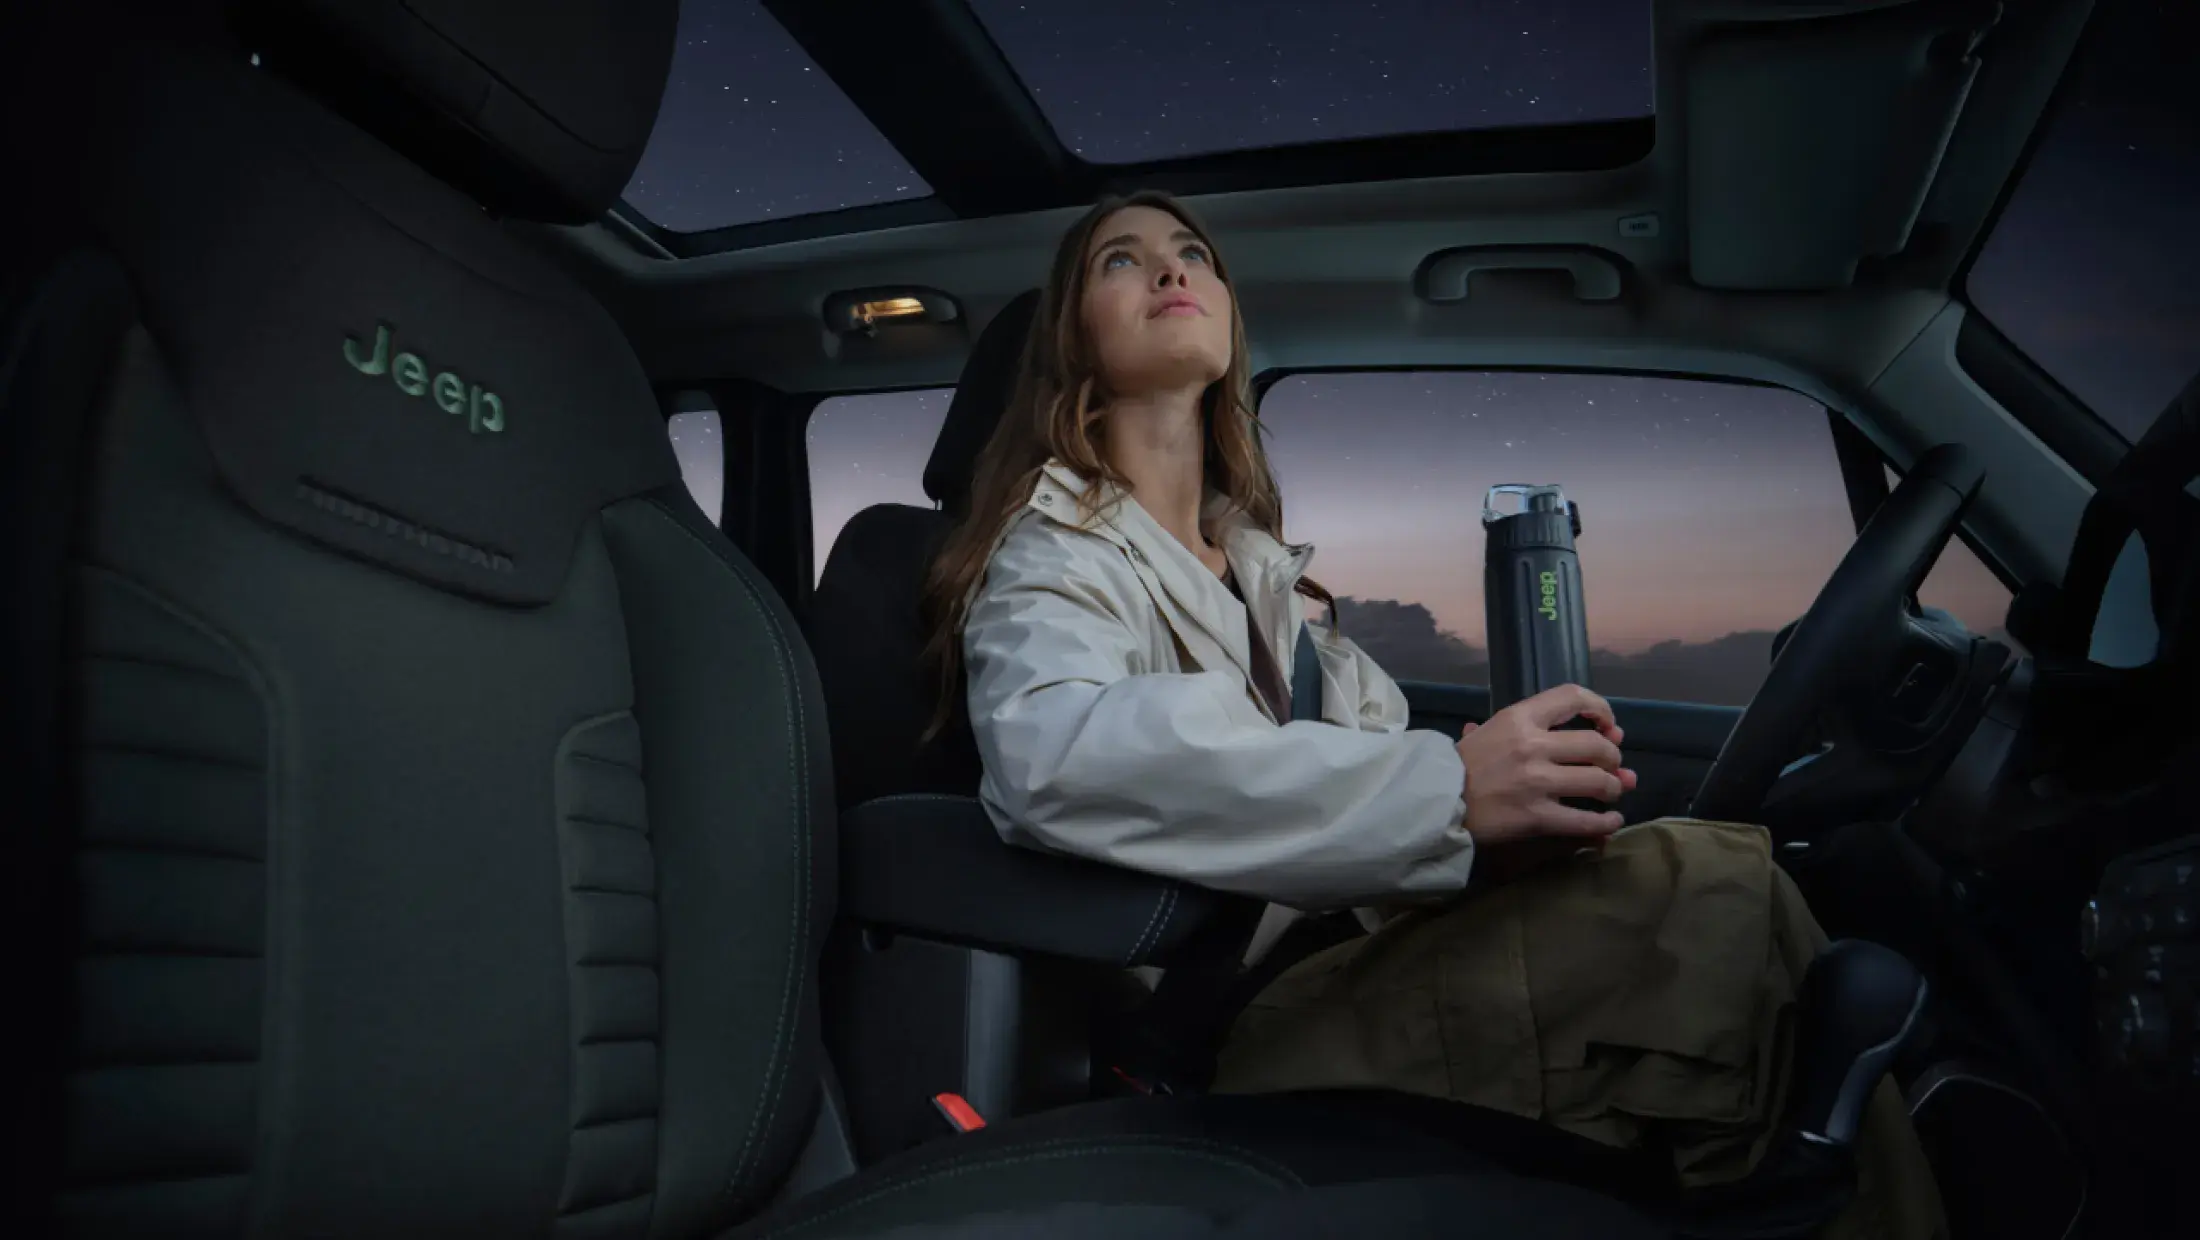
[839,794,1248,968]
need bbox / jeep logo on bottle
[1538,569,1560,620]
[343,322,506,434]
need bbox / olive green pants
[1213,819,1946,1240]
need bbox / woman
[921,191,1944,1240]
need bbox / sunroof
[621,0,931,233]
[967,0,1655,165]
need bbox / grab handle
[1417,247,1625,303]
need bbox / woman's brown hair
[918,190,1331,738]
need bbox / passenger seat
[806,289,1036,811]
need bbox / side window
[807,389,955,578]
[1883,466,2014,640]
[1965,0,2199,442]
[666,398,723,524]
[1258,372,1858,707]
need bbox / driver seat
[0,1,1667,1236]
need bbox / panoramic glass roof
[621,0,930,233]
[967,0,1655,165]
[1965,0,2200,444]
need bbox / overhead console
[1684,0,2004,291]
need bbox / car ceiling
[519,0,2094,409]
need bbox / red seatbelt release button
[932,1092,986,1133]
[1109,1065,1158,1095]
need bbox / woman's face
[1077,205,1234,397]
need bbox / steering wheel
[1689,443,1986,823]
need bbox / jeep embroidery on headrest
[343,322,506,434]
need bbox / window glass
[621,0,930,231]
[808,389,955,578]
[967,0,1652,165]
[1259,372,1856,707]
[1965,0,2200,442]
[1882,466,2014,640]
[667,407,723,523]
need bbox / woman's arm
[1312,622,1412,735]
[965,525,1474,910]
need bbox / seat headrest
[240,0,679,225]
[28,1,684,607]
[923,290,1042,513]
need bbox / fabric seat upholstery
[6,5,829,1232]
[1,2,1663,1236]
[805,289,1037,811]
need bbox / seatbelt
[1109,621,1327,1096]
[1291,622,1323,723]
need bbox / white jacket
[963,460,1475,911]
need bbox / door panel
[1399,681,1740,824]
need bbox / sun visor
[1685,0,2002,291]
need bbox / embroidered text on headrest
[295,480,516,574]
[343,321,506,434]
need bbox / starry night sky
[969,0,1652,163]
[655,0,2195,657]
[622,0,1654,228]
[622,0,928,229]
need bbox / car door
[1257,369,2013,824]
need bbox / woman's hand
[1454,684,1637,847]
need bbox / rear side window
[666,402,722,524]
[808,389,954,579]
[1965,0,2200,442]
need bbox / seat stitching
[1149,883,1186,958]
[1127,883,1177,966]
[636,498,811,1201]
[646,497,809,1194]
[860,793,1180,966]
[1135,888,1170,962]
[866,795,1196,967]
[748,1136,1301,1239]
[74,567,298,1229]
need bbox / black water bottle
[1482,484,1593,713]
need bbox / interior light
[825,288,959,337]
[854,297,927,324]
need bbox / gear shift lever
[1673,939,1928,1239]
[1785,939,1928,1147]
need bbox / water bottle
[1482,484,1594,713]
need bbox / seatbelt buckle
[1108,1064,1173,1097]
[931,1092,987,1133]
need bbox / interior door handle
[1417,247,1626,303]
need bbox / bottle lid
[1482,483,1583,536]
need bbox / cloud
[1336,595,1780,707]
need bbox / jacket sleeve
[964,523,1475,909]
[1320,622,1413,735]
